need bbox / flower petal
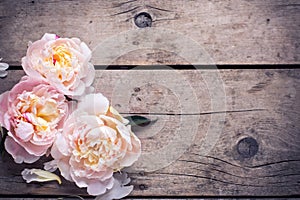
[118,132,141,167]
[0,70,8,78]
[44,160,58,172]
[107,106,129,125]
[82,63,95,86]
[116,124,131,145]
[21,168,62,184]
[0,91,9,126]
[55,133,69,156]
[57,158,73,181]
[15,121,34,142]
[0,62,9,70]
[87,177,114,196]
[4,137,40,163]
[95,172,133,200]
[77,93,109,115]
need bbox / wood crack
[152,172,299,188]
[247,159,300,169]
[110,6,140,16]
[145,5,174,12]
[194,154,300,170]
[120,108,267,116]
[178,159,300,180]
[112,0,138,8]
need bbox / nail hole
[139,184,148,190]
[134,12,152,28]
[139,171,145,176]
[136,97,142,101]
[237,137,258,158]
[134,87,141,92]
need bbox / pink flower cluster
[0,34,141,198]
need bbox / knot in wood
[134,12,152,28]
[237,137,258,158]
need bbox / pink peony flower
[22,33,95,97]
[0,76,69,163]
[51,93,141,195]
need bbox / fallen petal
[0,62,9,70]
[21,168,62,184]
[0,70,8,78]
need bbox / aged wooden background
[0,0,299,199]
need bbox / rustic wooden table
[0,0,299,199]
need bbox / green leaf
[124,115,157,127]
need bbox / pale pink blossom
[51,93,141,196]
[22,33,95,97]
[0,76,68,163]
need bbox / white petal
[0,70,8,78]
[41,33,57,41]
[0,62,9,70]
[21,168,62,184]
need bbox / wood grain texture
[0,0,299,65]
[0,69,299,197]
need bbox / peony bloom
[21,33,95,97]
[51,93,141,195]
[0,76,68,163]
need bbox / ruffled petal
[15,121,34,142]
[87,177,114,196]
[82,62,95,86]
[116,124,131,146]
[119,132,141,167]
[55,133,69,156]
[57,158,72,181]
[5,137,40,163]
[95,172,133,200]
[0,91,9,126]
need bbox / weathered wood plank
[0,69,299,197]
[0,0,299,65]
